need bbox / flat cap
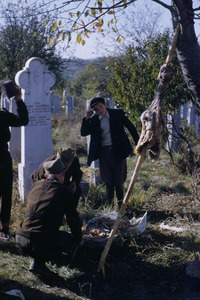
[90,97,105,108]
[57,147,75,163]
[43,158,66,175]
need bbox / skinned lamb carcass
[135,25,180,160]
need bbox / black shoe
[29,260,52,277]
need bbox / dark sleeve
[80,117,92,136]
[121,110,139,145]
[7,99,29,126]
[71,157,83,185]
[31,164,45,183]
[31,156,56,183]
[65,190,82,243]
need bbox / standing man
[16,158,83,276]
[81,97,139,207]
[0,82,29,239]
[31,147,83,208]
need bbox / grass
[1,116,200,298]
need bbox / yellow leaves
[85,32,90,39]
[77,31,82,43]
[68,32,71,42]
[117,36,121,43]
[76,31,85,45]
[70,12,73,18]
[99,19,104,27]
[43,19,47,28]
[91,9,96,17]
[93,19,103,28]
[59,20,62,26]
[123,0,127,8]
[47,36,53,47]
[108,10,115,14]
[85,10,89,17]
[50,21,57,32]
[98,27,103,33]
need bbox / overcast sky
[62,0,200,60]
[1,0,200,60]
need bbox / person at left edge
[0,86,29,239]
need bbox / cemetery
[0,51,199,299]
[0,1,200,298]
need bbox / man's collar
[99,110,109,120]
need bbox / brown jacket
[16,177,82,243]
[31,155,83,206]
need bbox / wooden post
[97,149,146,275]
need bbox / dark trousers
[16,231,74,262]
[99,146,127,204]
[0,151,12,233]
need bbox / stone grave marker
[15,57,55,200]
[66,96,74,115]
[187,101,195,126]
[9,99,21,161]
[180,102,187,119]
[50,91,60,115]
[63,89,67,105]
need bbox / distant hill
[62,58,99,80]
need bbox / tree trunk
[172,0,200,111]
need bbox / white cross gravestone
[15,57,55,200]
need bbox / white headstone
[180,102,187,119]
[15,57,55,200]
[66,96,74,115]
[195,114,200,136]
[187,102,195,126]
[1,93,10,110]
[9,99,21,161]
[166,109,181,151]
[50,91,60,115]
[63,89,67,105]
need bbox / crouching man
[15,158,83,276]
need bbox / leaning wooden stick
[97,148,146,276]
[97,24,180,276]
